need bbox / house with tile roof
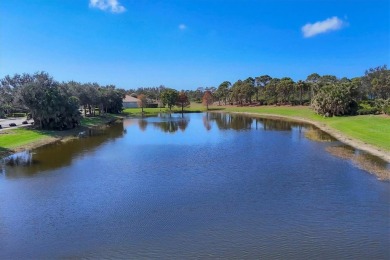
[123,95,140,108]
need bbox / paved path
[0,117,33,131]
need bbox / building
[123,95,140,108]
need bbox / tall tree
[176,91,190,113]
[217,81,231,105]
[306,73,321,100]
[160,88,178,110]
[362,65,390,99]
[255,75,272,102]
[137,94,147,113]
[276,77,295,104]
[21,73,81,129]
[202,90,213,110]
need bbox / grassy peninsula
[0,114,122,158]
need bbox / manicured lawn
[0,114,123,151]
[325,115,390,151]
[0,128,51,149]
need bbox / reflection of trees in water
[207,113,252,131]
[203,113,212,131]
[261,118,292,131]
[138,120,148,131]
[3,123,125,178]
[207,113,311,132]
[151,119,189,133]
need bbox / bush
[357,107,379,115]
[374,99,390,114]
[311,83,358,116]
[357,101,379,115]
[384,105,390,115]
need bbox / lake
[1,113,389,259]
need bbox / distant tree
[306,73,321,100]
[296,80,307,105]
[137,94,148,113]
[276,77,295,104]
[255,75,272,101]
[160,88,178,110]
[264,78,280,105]
[176,91,190,113]
[362,65,390,99]
[320,75,338,85]
[242,77,256,103]
[202,90,213,110]
[231,80,244,105]
[217,81,231,105]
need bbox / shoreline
[0,116,123,159]
[2,111,389,164]
[227,111,390,163]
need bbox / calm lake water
[1,113,389,259]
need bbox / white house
[123,95,139,108]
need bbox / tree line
[1,65,388,130]
[130,65,389,117]
[0,72,125,129]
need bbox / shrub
[384,105,390,115]
[311,83,358,116]
[357,107,379,115]
[374,99,390,114]
[357,101,379,115]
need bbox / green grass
[0,114,123,153]
[324,115,390,151]
[0,127,52,149]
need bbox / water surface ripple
[0,113,389,259]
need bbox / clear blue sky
[1,0,389,90]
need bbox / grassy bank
[0,114,122,157]
[221,106,390,152]
[1,104,388,159]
